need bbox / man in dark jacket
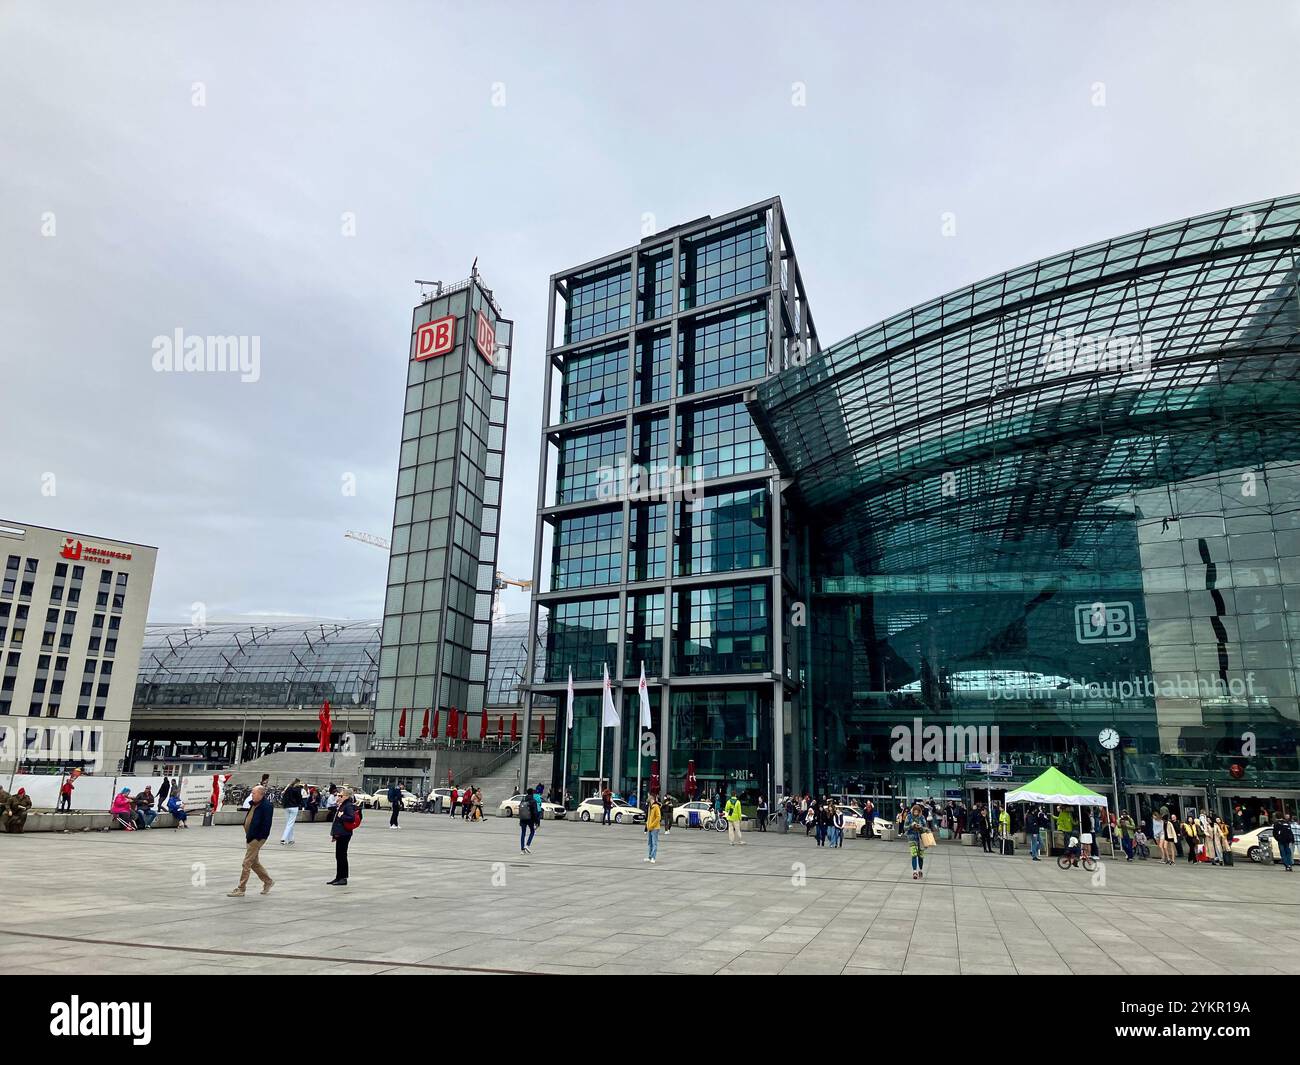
[329,788,359,885]
[228,785,274,897]
[280,778,304,845]
[387,783,403,829]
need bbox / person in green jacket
[1056,806,1076,861]
[724,792,745,847]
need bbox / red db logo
[474,311,495,365]
[414,315,456,361]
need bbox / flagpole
[636,662,644,806]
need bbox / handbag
[920,830,936,848]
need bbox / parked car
[1229,823,1300,863]
[672,800,719,828]
[369,789,421,810]
[498,794,567,819]
[427,787,455,808]
[574,797,646,823]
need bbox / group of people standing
[447,785,485,821]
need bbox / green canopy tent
[1005,767,1114,857]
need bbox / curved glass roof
[751,195,1300,578]
[135,613,548,710]
[135,620,382,709]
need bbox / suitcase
[1223,848,1234,867]
[1001,836,1014,856]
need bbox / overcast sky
[3,0,1297,623]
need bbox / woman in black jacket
[328,788,359,886]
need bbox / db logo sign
[60,538,83,561]
[474,310,495,365]
[414,315,456,361]
[1075,601,1136,644]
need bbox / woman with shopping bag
[905,802,931,880]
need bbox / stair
[463,746,555,806]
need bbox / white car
[369,789,421,810]
[671,800,719,828]
[498,794,567,819]
[575,797,645,824]
[427,787,456,807]
[1229,823,1299,863]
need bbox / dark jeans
[57,794,71,812]
[980,832,992,852]
[1122,836,1134,859]
[335,835,350,880]
[390,806,400,827]
[602,806,612,825]
[757,811,767,831]
[520,821,536,849]
[815,823,826,845]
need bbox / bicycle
[1057,836,1097,871]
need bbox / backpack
[343,805,363,831]
[518,795,533,822]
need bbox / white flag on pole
[566,666,574,730]
[601,663,619,728]
[638,662,652,730]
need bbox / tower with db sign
[368,270,513,789]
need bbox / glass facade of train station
[752,194,1300,828]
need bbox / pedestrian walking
[725,791,745,846]
[832,806,844,847]
[449,786,459,817]
[644,794,661,863]
[905,802,928,880]
[388,782,404,829]
[228,785,274,897]
[328,787,360,886]
[519,789,538,853]
[977,805,993,853]
[661,793,674,835]
[1118,811,1136,861]
[280,778,304,845]
[1272,813,1294,872]
[756,794,768,832]
[157,775,171,813]
[601,784,613,826]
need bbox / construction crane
[344,531,390,551]
[493,571,533,620]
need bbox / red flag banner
[431,708,440,739]
[510,713,519,743]
[317,700,332,753]
[479,708,488,740]
[398,708,407,738]
[420,709,430,739]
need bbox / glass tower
[372,274,513,765]
[522,199,819,805]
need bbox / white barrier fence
[4,773,220,812]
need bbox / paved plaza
[3,814,1298,975]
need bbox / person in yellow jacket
[997,804,1011,851]
[724,792,746,846]
[644,795,662,863]
[1056,806,1076,861]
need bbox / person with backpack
[280,778,304,845]
[519,789,538,853]
[328,787,360,886]
[387,782,404,829]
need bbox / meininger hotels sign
[61,537,132,564]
